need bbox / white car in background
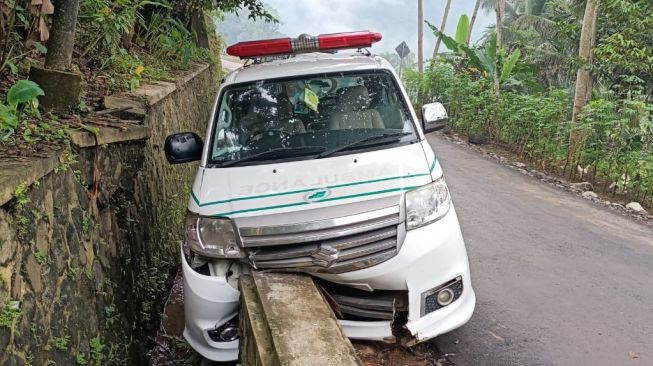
[164,31,475,362]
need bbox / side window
[375,77,405,129]
[213,92,240,158]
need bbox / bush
[499,89,572,165]
[406,59,653,206]
[575,96,653,199]
[404,61,496,134]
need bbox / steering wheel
[247,129,292,144]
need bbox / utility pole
[417,0,423,73]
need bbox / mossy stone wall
[0,65,216,366]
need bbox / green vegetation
[0,0,275,152]
[104,303,118,325]
[33,251,47,265]
[89,336,105,364]
[0,78,70,145]
[406,0,653,207]
[13,182,30,207]
[54,151,78,173]
[81,213,92,234]
[64,258,80,279]
[0,300,21,328]
[53,335,70,351]
[75,352,87,365]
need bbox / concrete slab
[0,154,60,206]
[244,271,362,366]
[68,125,151,148]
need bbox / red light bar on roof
[226,31,382,59]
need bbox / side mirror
[421,102,449,133]
[164,132,204,164]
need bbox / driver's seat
[329,86,385,130]
[240,94,305,137]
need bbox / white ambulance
[164,31,475,362]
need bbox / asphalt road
[427,134,653,366]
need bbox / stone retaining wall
[0,64,216,365]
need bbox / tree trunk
[417,0,424,73]
[567,0,599,172]
[432,0,452,58]
[45,0,80,70]
[466,0,482,46]
[494,0,505,101]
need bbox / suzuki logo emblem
[303,188,331,203]
[311,246,339,267]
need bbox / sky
[262,0,495,58]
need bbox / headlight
[185,212,244,258]
[405,177,451,230]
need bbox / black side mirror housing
[421,102,449,133]
[164,132,204,164]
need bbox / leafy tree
[593,0,653,97]
[171,0,277,22]
[215,3,284,46]
[427,17,522,87]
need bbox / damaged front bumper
[182,206,475,361]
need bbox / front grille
[318,280,408,320]
[238,206,404,274]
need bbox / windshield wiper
[317,132,413,159]
[217,146,326,167]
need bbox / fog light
[421,277,464,316]
[207,317,240,342]
[436,288,454,306]
[219,326,239,342]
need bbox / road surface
[427,134,653,366]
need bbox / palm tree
[481,0,556,44]
[467,0,482,46]
[432,0,452,58]
[480,0,586,88]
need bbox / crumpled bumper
[317,205,475,342]
[181,248,239,362]
[182,206,475,361]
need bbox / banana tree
[426,15,521,83]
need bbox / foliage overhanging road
[427,134,653,366]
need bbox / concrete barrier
[240,271,362,366]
